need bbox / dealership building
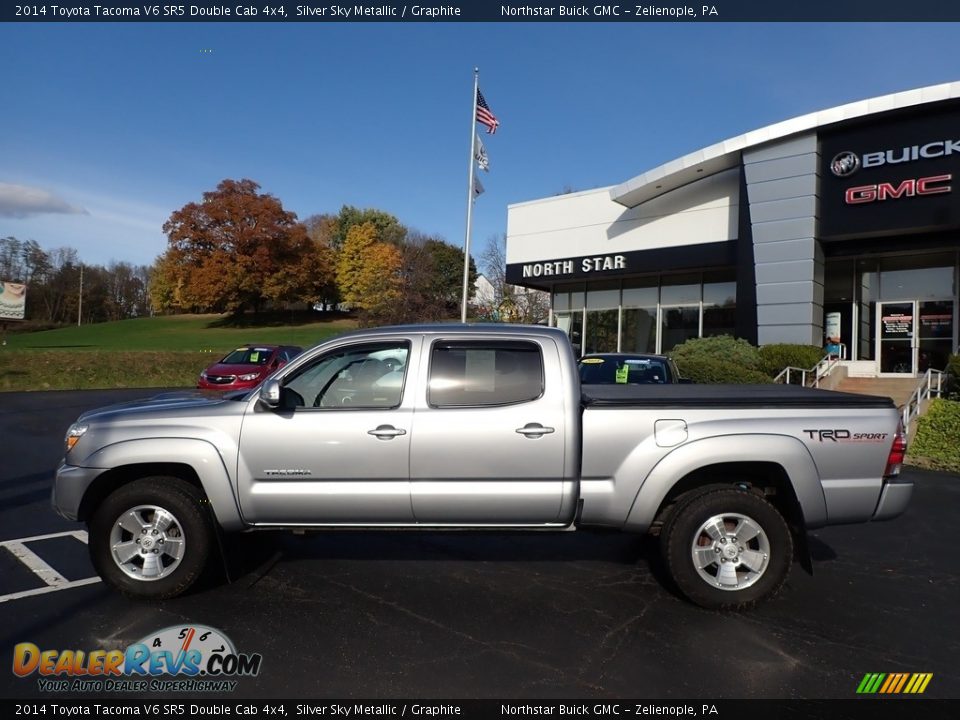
[505,82,959,377]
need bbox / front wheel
[88,477,215,599]
[661,488,793,610]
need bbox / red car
[197,344,302,391]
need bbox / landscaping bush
[944,353,960,401]
[758,344,827,377]
[669,335,762,370]
[908,398,960,472]
[674,357,773,385]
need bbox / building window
[660,273,701,305]
[583,281,619,354]
[824,260,855,359]
[702,271,737,339]
[555,311,584,357]
[661,307,700,352]
[879,252,955,300]
[856,259,878,361]
[551,270,739,356]
[584,310,619,354]
[621,308,658,353]
[622,278,658,308]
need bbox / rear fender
[623,434,826,532]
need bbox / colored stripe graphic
[892,673,909,693]
[857,672,932,694]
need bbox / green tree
[330,205,407,250]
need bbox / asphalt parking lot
[0,389,957,700]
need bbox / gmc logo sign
[845,174,952,204]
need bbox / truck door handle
[515,423,555,438]
[367,425,407,439]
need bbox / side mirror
[259,379,281,408]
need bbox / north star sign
[521,254,626,278]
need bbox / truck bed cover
[581,383,896,409]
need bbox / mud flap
[794,525,813,576]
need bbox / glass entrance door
[877,301,917,375]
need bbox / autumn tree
[335,221,403,326]
[302,214,340,311]
[157,179,331,314]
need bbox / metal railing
[900,369,945,434]
[773,350,844,388]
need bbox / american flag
[476,88,499,134]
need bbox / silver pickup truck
[53,324,911,609]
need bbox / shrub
[675,357,773,385]
[758,344,827,377]
[908,398,960,472]
[944,354,960,401]
[669,335,762,371]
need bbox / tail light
[884,423,907,477]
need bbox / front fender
[81,438,244,532]
[623,434,826,532]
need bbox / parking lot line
[0,530,101,603]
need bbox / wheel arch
[77,439,244,531]
[624,434,826,534]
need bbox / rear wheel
[661,487,792,610]
[88,477,214,599]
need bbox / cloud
[0,183,88,218]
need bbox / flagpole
[460,68,480,323]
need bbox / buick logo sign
[830,151,860,177]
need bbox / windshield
[220,347,274,365]
[579,356,672,384]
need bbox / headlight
[238,373,260,381]
[199,371,208,379]
[65,423,88,453]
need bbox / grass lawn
[2,312,356,352]
[0,313,358,392]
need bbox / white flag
[473,176,485,198]
[475,133,490,172]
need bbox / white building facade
[506,83,960,377]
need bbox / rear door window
[428,341,543,408]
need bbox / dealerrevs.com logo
[12,625,262,693]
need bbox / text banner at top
[6,1,960,22]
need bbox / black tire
[88,477,215,600]
[660,487,792,610]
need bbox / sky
[1,21,960,270]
